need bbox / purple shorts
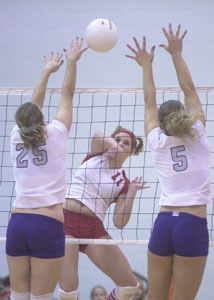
[63,209,108,253]
[6,213,65,258]
[148,212,209,257]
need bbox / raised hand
[126,36,155,67]
[64,37,89,62]
[129,176,149,191]
[159,23,187,56]
[43,52,64,73]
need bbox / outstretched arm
[55,38,88,131]
[126,37,159,136]
[32,53,63,109]
[160,24,205,125]
[113,177,149,229]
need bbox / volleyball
[85,18,118,53]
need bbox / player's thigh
[30,256,64,295]
[85,237,136,286]
[6,255,31,292]
[147,250,173,300]
[59,238,80,291]
[172,254,207,300]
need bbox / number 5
[170,145,188,172]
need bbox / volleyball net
[0,87,214,246]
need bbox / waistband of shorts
[10,213,64,226]
[158,211,207,222]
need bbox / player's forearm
[114,189,137,229]
[172,53,196,94]
[91,131,117,154]
[62,60,77,99]
[142,64,156,107]
[31,70,51,109]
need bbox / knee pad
[108,284,138,300]
[30,292,54,300]
[58,288,78,300]
[10,289,30,300]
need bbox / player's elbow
[92,130,105,139]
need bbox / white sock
[58,288,78,300]
[10,289,30,300]
[30,292,54,300]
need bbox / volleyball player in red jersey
[59,127,148,300]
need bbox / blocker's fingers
[79,37,83,49]
[162,27,170,40]
[125,54,137,60]
[75,36,79,47]
[56,53,63,63]
[169,23,174,36]
[181,29,187,40]
[44,56,47,64]
[70,39,74,48]
[80,46,89,54]
[126,44,137,55]
[151,45,155,54]
[133,37,141,51]
[176,24,181,37]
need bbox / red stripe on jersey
[81,152,103,164]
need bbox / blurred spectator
[0,276,10,300]
[90,285,107,300]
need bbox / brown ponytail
[15,102,47,149]
[158,100,199,141]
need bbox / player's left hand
[159,23,187,56]
[129,176,149,191]
[126,36,155,67]
[43,52,64,73]
[64,37,89,62]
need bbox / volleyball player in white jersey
[58,127,148,300]
[6,38,88,300]
[126,24,211,300]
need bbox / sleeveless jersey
[66,154,129,222]
[147,120,212,207]
[11,119,68,208]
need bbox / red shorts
[63,209,108,253]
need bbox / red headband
[112,129,137,148]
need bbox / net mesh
[0,87,214,245]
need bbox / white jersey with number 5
[147,120,212,207]
[10,119,68,208]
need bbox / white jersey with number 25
[10,119,68,208]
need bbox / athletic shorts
[6,213,65,258]
[148,212,209,257]
[63,209,108,253]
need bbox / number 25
[16,143,48,168]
